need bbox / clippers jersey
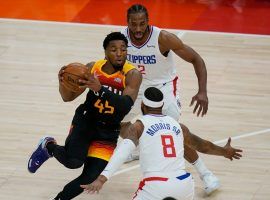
[122,26,176,86]
[138,114,185,176]
[84,60,135,126]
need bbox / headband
[142,95,164,108]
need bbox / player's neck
[145,109,162,115]
[102,63,117,75]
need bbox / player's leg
[28,106,92,172]
[161,81,220,195]
[46,122,90,169]
[52,140,115,200]
[181,124,220,195]
[52,157,108,200]
[120,93,142,162]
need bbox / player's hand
[78,72,102,92]
[190,91,208,117]
[58,66,67,83]
[80,175,107,194]
[223,138,243,161]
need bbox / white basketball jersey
[138,114,185,175]
[122,26,177,85]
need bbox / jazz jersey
[138,114,185,176]
[84,59,135,126]
[122,26,177,85]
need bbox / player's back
[138,114,185,178]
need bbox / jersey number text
[161,135,176,157]
[94,99,114,114]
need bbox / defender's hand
[190,91,208,117]
[80,175,107,194]
[223,138,243,161]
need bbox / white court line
[113,128,270,177]
[1,18,270,38]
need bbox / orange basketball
[62,63,88,92]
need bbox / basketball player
[81,87,243,199]
[119,4,220,194]
[27,32,142,199]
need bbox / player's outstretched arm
[182,124,243,160]
[159,30,208,117]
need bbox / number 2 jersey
[122,26,177,86]
[83,59,135,127]
[137,114,185,177]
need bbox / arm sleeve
[101,139,136,179]
[98,86,134,114]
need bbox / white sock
[192,157,211,177]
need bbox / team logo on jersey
[114,77,122,83]
[127,54,156,64]
[147,45,155,48]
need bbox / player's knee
[64,159,84,169]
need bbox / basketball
[62,62,88,92]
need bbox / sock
[46,142,57,156]
[192,157,211,177]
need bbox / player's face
[105,40,127,71]
[128,13,149,41]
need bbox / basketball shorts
[123,77,181,122]
[132,172,194,200]
[87,140,116,161]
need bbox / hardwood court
[0,19,270,200]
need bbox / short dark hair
[144,87,163,102]
[103,32,128,50]
[127,4,149,21]
[163,197,177,200]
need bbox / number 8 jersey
[137,114,185,176]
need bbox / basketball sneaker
[28,136,56,173]
[201,172,220,195]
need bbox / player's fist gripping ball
[61,63,88,92]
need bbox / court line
[113,128,270,176]
[1,18,270,38]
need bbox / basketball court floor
[0,1,270,199]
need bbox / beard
[112,64,124,71]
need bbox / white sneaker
[201,172,220,195]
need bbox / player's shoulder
[123,62,140,75]
[88,59,106,72]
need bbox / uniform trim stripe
[173,76,178,97]
[128,26,153,49]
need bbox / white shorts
[132,172,194,200]
[123,77,181,122]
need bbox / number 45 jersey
[138,114,185,176]
[84,59,135,126]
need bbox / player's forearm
[101,139,136,179]
[193,57,207,93]
[196,140,226,157]
[97,86,134,114]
